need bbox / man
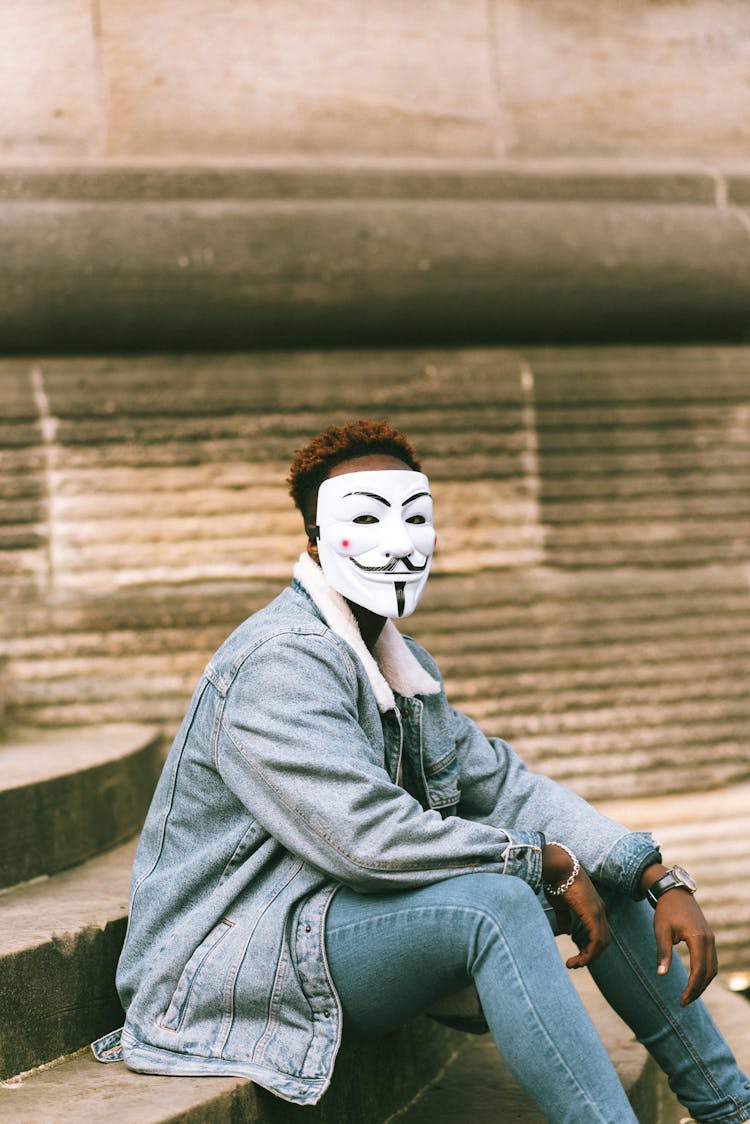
[96,420,750,1123]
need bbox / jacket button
[305,924,311,933]
[323,1009,330,1018]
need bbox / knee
[453,872,545,930]
[453,874,550,967]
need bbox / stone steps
[0,839,136,1080]
[1,738,747,1120]
[3,347,748,809]
[0,725,160,1077]
[0,724,162,890]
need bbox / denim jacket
[96,553,659,1105]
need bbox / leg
[567,888,750,1124]
[325,872,638,1124]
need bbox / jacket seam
[219,626,361,699]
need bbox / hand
[542,844,609,969]
[639,863,718,1005]
[653,891,718,1006]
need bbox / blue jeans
[325,873,750,1124]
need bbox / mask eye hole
[406,514,426,525]
[353,514,379,525]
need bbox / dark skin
[307,453,719,1007]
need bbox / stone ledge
[1,193,750,352]
[0,159,722,203]
[0,724,161,889]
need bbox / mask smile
[351,556,428,574]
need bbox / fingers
[551,896,572,935]
[652,896,719,1006]
[654,911,674,979]
[562,875,609,969]
[566,908,609,969]
[681,930,719,1006]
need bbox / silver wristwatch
[646,865,697,908]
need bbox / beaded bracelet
[544,842,581,897]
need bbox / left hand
[650,886,718,1006]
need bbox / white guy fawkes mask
[315,470,436,618]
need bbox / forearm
[454,714,661,897]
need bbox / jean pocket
[160,918,235,1032]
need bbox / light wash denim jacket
[95,554,660,1104]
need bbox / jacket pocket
[160,918,235,1032]
[425,750,460,812]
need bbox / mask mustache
[351,556,428,574]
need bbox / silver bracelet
[544,842,581,896]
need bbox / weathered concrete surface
[0,725,161,888]
[0,1,103,160]
[2,190,750,350]
[598,781,750,973]
[0,162,721,204]
[0,838,136,1078]
[1,1020,463,1124]
[2,346,748,807]
[3,3,750,162]
[398,977,750,1124]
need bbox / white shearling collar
[293,552,441,712]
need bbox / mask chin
[317,546,431,618]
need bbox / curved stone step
[0,837,137,1079]
[5,967,746,1123]
[0,1019,463,1124]
[0,724,161,890]
[2,830,746,1122]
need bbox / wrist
[543,842,580,896]
[542,843,575,885]
[639,862,669,896]
[643,864,698,908]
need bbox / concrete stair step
[398,976,750,1124]
[0,724,161,890]
[0,838,137,1079]
[0,1016,460,1124]
[5,957,746,1124]
[2,781,746,1118]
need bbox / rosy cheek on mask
[326,523,381,557]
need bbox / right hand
[542,843,610,969]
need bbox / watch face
[673,866,697,893]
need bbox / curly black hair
[287,419,421,526]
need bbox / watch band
[646,866,697,908]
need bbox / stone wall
[3,1,750,163]
[3,347,749,801]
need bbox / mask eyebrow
[342,490,391,507]
[402,491,431,507]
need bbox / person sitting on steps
[95,418,750,1124]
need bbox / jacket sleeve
[450,705,661,899]
[214,628,544,893]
